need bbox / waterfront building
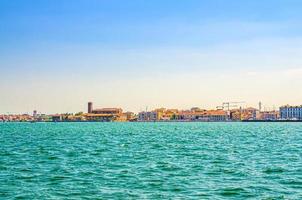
[230,107,259,121]
[177,108,208,121]
[0,114,36,122]
[115,113,130,122]
[92,108,123,115]
[138,108,179,121]
[83,102,126,121]
[33,110,37,118]
[124,112,136,121]
[195,110,228,121]
[84,113,120,122]
[242,107,259,120]
[36,114,52,122]
[138,111,158,121]
[86,108,123,122]
[154,108,165,120]
[177,110,228,121]
[51,114,63,122]
[260,111,279,120]
[162,109,179,120]
[177,110,195,121]
[230,109,241,121]
[280,105,302,120]
[85,103,124,121]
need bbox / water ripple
[1,122,302,199]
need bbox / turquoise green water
[0,122,302,199]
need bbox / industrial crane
[220,101,246,111]
[216,105,238,110]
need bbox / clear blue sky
[1,0,302,113]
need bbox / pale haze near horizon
[1,0,302,114]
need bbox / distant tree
[75,112,83,116]
[171,114,176,120]
[61,113,72,121]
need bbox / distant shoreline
[1,120,302,123]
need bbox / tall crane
[222,101,246,111]
[216,105,238,110]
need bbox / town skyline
[1,101,302,122]
[0,100,300,115]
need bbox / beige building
[85,103,124,121]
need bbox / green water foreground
[0,122,302,199]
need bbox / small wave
[263,167,285,174]
[219,187,246,196]
[280,179,302,188]
[16,175,38,181]
[49,175,69,182]
[47,155,59,160]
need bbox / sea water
[0,122,302,199]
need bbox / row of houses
[137,107,283,122]
[0,114,34,122]
[55,104,300,122]
[1,104,301,122]
[50,104,302,122]
[0,114,52,122]
[138,108,229,122]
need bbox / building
[242,107,259,120]
[162,109,179,120]
[154,108,165,120]
[33,110,37,118]
[177,110,195,121]
[51,114,63,122]
[92,108,123,115]
[86,108,123,122]
[196,110,228,121]
[85,102,124,121]
[35,114,52,122]
[177,109,228,121]
[85,113,121,122]
[280,105,302,120]
[138,108,179,121]
[230,107,259,121]
[260,111,279,120]
[230,109,241,121]
[124,112,136,121]
[138,111,158,121]
[177,108,207,121]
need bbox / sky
[1,0,302,114]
